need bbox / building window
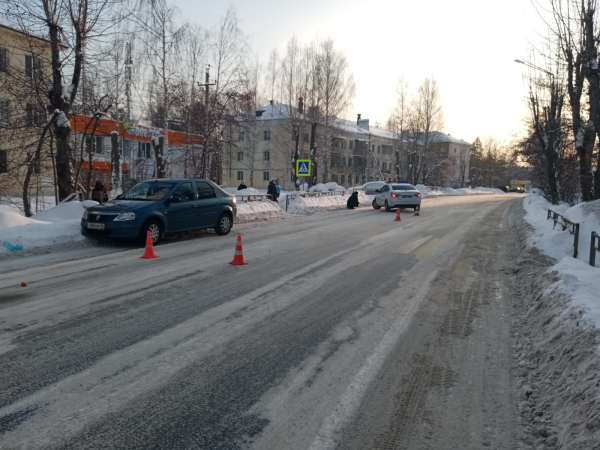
[349,141,354,150]
[264,130,271,141]
[122,139,132,157]
[138,141,151,158]
[238,131,245,141]
[237,151,244,162]
[95,136,104,154]
[263,171,270,181]
[340,174,345,185]
[0,100,9,124]
[0,150,7,173]
[237,171,244,181]
[26,103,44,127]
[454,148,457,153]
[25,55,42,80]
[302,133,309,143]
[0,48,7,73]
[381,162,386,170]
[263,151,270,161]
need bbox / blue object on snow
[3,241,23,252]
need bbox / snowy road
[0,194,520,449]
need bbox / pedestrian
[347,191,359,209]
[267,179,278,202]
[237,181,248,191]
[91,181,108,205]
[275,180,281,199]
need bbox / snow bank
[236,200,288,223]
[523,192,600,334]
[1,202,85,254]
[278,192,372,214]
[224,187,266,196]
[413,184,504,197]
[523,193,598,262]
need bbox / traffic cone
[229,234,248,265]
[140,231,159,259]
[395,209,402,221]
[414,205,420,216]
[21,282,27,287]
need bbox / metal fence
[235,193,273,203]
[547,208,580,258]
[590,232,600,267]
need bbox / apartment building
[0,24,56,196]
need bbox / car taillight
[391,193,400,197]
[415,193,421,197]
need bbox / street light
[515,59,554,80]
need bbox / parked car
[81,179,236,245]
[362,181,387,195]
[498,186,509,193]
[372,183,422,211]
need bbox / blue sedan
[81,179,237,244]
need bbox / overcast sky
[173,0,545,144]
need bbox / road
[0,194,520,450]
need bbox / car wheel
[385,200,391,212]
[372,199,381,210]
[141,219,163,245]
[215,213,233,236]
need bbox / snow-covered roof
[429,132,471,146]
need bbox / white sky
[173,0,545,144]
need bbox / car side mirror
[169,196,180,204]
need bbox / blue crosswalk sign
[296,159,311,177]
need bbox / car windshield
[117,182,175,200]
[392,185,417,191]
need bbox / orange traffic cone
[21,282,27,287]
[140,231,159,259]
[414,205,420,216]
[395,209,402,221]
[230,234,248,265]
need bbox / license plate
[402,195,412,198]
[87,223,105,230]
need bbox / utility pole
[292,97,303,190]
[198,65,216,179]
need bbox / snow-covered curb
[236,201,289,223]
[415,184,505,197]
[278,192,373,214]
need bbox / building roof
[429,131,471,146]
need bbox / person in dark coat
[91,181,108,204]
[347,191,359,209]
[237,182,248,191]
[267,180,278,202]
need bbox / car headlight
[83,209,89,220]
[114,212,136,221]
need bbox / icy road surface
[0,194,519,449]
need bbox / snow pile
[236,200,288,223]
[522,192,600,335]
[224,187,266,196]
[308,182,345,192]
[0,201,86,254]
[511,206,600,449]
[278,192,372,214]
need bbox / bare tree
[549,0,596,201]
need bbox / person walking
[346,191,359,209]
[237,181,248,191]
[267,180,278,202]
[275,180,281,199]
[91,181,108,205]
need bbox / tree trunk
[153,136,166,178]
[55,130,74,201]
[110,131,121,197]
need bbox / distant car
[81,179,237,245]
[372,183,422,211]
[362,181,387,195]
[498,186,509,193]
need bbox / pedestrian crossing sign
[296,159,311,177]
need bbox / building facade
[223,103,471,190]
